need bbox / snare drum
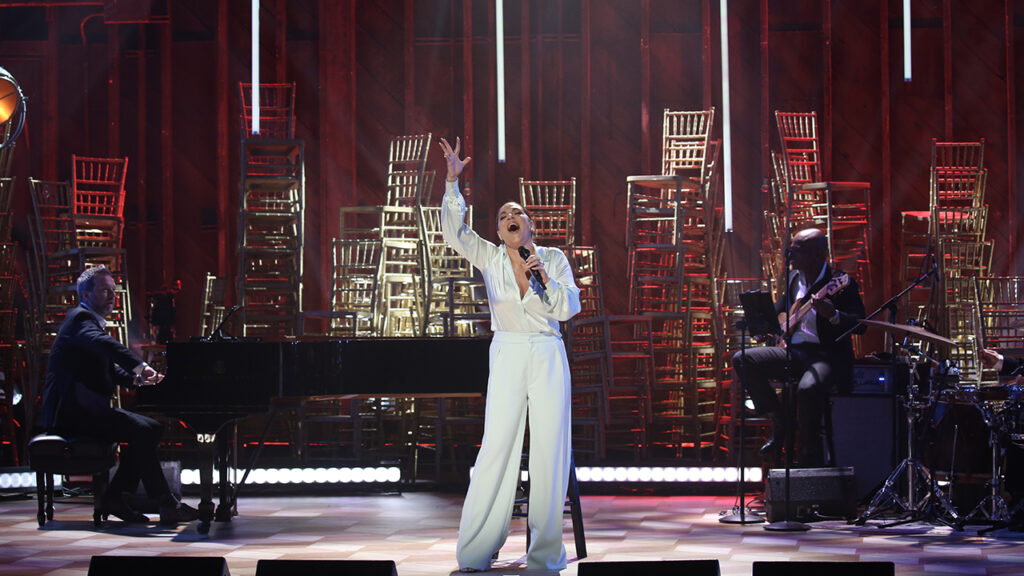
[954,383,1018,405]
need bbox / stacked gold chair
[900,139,987,323]
[419,205,488,337]
[71,155,128,275]
[198,273,228,339]
[564,246,607,462]
[974,277,1024,384]
[623,108,725,460]
[519,178,576,248]
[0,120,15,179]
[0,178,17,462]
[237,82,304,338]
[774,111,872,284]
[378,135,432,337]
[299,239,381,338]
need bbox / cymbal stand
[956,403,1011,530]
[854,353,960,529]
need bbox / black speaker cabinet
[255,559,398,576]
[88,556,230,576]
[753,560,895,576]
[765,466,857,522]
[831,393,900,502]
[578,559,720,575]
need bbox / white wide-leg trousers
[456,331,572,572]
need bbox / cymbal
[858,318,960,347]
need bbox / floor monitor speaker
[753,560,895,576]
[88,556,230,576]
[578,559,720,575]
[255,559,398,576]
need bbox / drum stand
[956,404,1011,530]
[855,356,960,529]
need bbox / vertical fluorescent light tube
[720,0,733,232]
[252,0,260,134]
[496,0,506,163]
[903,0,911,81]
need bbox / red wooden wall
[1,0,1021,342]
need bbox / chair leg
[45,473,54,522]
[92,470,109,526]
[36,471,46,526]
[568,455,587,559]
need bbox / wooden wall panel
[1,0,1023,341]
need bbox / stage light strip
[903,0,911,81]
[251,0,260,134]
[495,0,506,163]
[720,0,734,232]
[1,466,761,490]
[0,471,42,490]
[472,466,763,483]
[179,466,402,486]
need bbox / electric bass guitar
[776,273,851,343]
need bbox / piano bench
[27,434,117,527]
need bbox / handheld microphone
[518,245,546,291]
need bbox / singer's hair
[77,265,113,300]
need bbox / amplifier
[766,466,857,522]
[850,359,909,395]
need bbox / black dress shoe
[100,494,150,524]
[159,501,199,525]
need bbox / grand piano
[135,337,490,533]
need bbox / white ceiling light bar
[496,0,506,162]
[720,0,733,232]
[903,0,912,81]
[251,0,260,134]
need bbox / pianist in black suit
[439,137,582,573]
[41,265,198,524]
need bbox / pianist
[439,137,582,573]
[41,265,198,525]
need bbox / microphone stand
[720,318,765,525]
[765,252,809,532]
[836,259,937,348]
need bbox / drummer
[980,348,1024,384]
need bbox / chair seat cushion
[28,434,117,475]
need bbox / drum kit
[853,319,1024,530]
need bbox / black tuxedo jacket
[1002,355,1022,377]
[777,265,867,392]
[41,305,142,432]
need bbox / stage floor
[1,491,1023,575]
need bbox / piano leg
[197,443,216,534]
[214,432,234,522]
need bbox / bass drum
[924,400,990,479]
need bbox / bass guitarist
[732,227,866,467]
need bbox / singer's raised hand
[439,137,471,182]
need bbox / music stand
[739,290,781,338]
[720,290,781,525]
[742,288,809,531]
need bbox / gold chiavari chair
[519,177,576,248]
